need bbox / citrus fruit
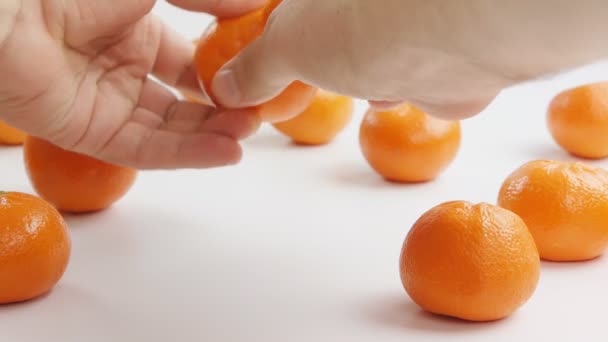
[547,82,608,159]
[400,201,540,322]
[181,38,210,105]
[23,136,138,213]
[0,120,26,145]
[272,90,353,145]
[498,160,608,261]
[194,0,316,122]
[359,103,461,182]
[0,191,71,304]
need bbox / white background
[2,2,608,341]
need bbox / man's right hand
[210,0,608,119]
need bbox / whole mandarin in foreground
[498,160,608,261]
[359,104,461,182]
[194,0,316,122]
[0,191,71,304]
[272,90,353,145]
[400,201,540,322]
[547,82,608,159]
[0,120,27,145]
[23,136,138,213]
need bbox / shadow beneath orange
[60,206,130,240]
[288,141,331,149]
[540,254,605,270]
[0,206,220,341]
[0,144,23,149]
[0,289,53,309]
[61,208,113,222]
[524,143,607,165]
[244,129,335,152]
[243,131,289,150]
[332,162,432,190]
[0,283,134,340]
[362,294,505,334]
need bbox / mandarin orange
[194,0,316,122]
[23,136,138,213]
[547,82,608,159]
[272,90,353,145]
[400,201,540,321]
[0,191,71,304]
[498,160,608,261]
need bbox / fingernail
[212,69,241,106]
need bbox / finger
[198,109,261,140]
[136,76,208,128]
[152,19,213,105]
[95,78,261,169]
[167,0,268,18]
[100,122,243,169]
[368,101,404,111]
[157,104,261,140]
[211,33,295,108]
[102,89,242,169]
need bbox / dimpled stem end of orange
[400,201,540,322]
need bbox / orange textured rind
[400,201,540,322]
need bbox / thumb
[211,34,296,108]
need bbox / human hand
[0,0,265,169]
[210,0,608,119]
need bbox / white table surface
[3,3,608,342]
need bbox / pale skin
[213,0,608,118]
[2,0,608,170]
[0,0,266,169]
